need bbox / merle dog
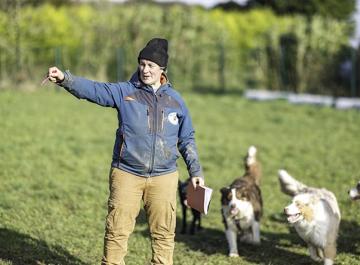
[178,179,202,234]
[349,181,360,200]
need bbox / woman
[47,38,204,265]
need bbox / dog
[220,146,262,257]
[178,179,202,234]
[348,181,360,200]
[278,169,341,265]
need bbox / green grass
[1,87,360,264]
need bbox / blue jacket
[59,70,203,179]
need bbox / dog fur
[348,181,360,200]
[178,179,202,234]
[220,146,262,257]
[278,169,341,265]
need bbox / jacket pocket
[163,109,180,137]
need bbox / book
[186,184,213,215]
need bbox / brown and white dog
[220,146,262,257]
[278,169,341,265]
[348,181,360,200]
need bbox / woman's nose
[142,66,150,72]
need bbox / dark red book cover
[186,184,213,215]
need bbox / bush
[0,3,353,95]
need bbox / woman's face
[139,59,164,88]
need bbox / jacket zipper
[147,108,150,132]
[161,110,164,131]
[148,93,158,175]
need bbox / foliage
[0,2,354,95]
[257,14,353,93]
[1,89,360,264]
[251,0,356,20]
[210,9,295,90]
[0,0,71,10]
[357,48,360,95]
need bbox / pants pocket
[147,200,176,234]
[105,204,138,235]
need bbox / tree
[249,0,356,20]
[213,0,254,11]
[0,0,71,10]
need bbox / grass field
[1,87,360,265]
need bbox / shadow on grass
[338,219,360,255]
[134,210,313,265]
[135,208,353,263]
[174,222,314,265]
[0,228,86,265]
[135,209,360,263]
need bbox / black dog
[178,179,202,234]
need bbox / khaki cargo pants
[101,168,178,265]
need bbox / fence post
[54,46,62,67]
[0,47,2,86]
[351,48,356,97]
[280,33,298,93]
[117,47,124,81]
[218,41,225,92]
[53,47,62,92]
[14,0,21,84]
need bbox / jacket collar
[129,69,170,93]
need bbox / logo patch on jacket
[124,96,135,101]
[168,112,178,125]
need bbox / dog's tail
[278,169,307,196]
[245,146,261,186]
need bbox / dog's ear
[220,187,230,194]
[220,187,231,205]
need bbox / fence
[0,43,359,97]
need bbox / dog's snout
[230,203,236,209]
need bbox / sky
[110,0,247,8]
[350,0,360,47]
[154,0,247,8]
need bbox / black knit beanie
[138,38,168,68]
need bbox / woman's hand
[47,66,64,83]
[191,176,204,188]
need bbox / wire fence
[0,44,359,97]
